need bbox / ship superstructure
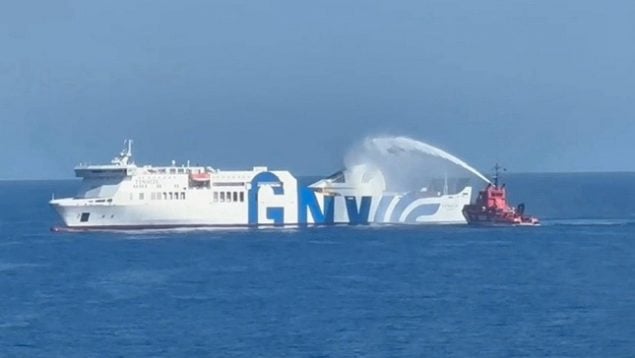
[50,140,473,229]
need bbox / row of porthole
[77,213,115,222]
[131,192,187,201]
[213,191,245,203]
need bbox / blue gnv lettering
[297,190,372,225]
[344,196,372,224]
[297,187,334,224]
[249,173,373,226]
[248,172,285,226]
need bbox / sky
[1,0,634,179]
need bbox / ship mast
[112,139,134,166]
[492,163,506,187]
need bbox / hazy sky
[1,0,634,179]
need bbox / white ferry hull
[51,186,471,229]
[50,141,472,230]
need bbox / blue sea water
[1,174,634,357]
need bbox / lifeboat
[462,165,539,226]
[190,172,211,182]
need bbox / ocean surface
[1,174,634,357]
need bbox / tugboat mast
[492,163,505,187]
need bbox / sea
[1,173,634,357]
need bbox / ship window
[180,192,185,200]
[226,192,231,202]
[233,192,238,202]
[213,192,218,202]
[80,212,90,222]
[326,170,346,183]
[169,192,173,200]
[139,193,144,200]
[220,192,225,202]
[163,192,167,200]
[239,192,244,202]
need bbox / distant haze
[1,0,634,179]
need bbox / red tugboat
[462,164,540,226]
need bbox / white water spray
[346,136,491,186]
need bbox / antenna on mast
[112,139,134,165]
[492,163,506,187]
[125,139,133,158]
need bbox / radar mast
[112,139,134,166]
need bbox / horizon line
[2,169,635,182]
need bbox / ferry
[50,140,473,230]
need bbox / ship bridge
[75,139,137,178]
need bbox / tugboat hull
[462,165,539,227]
[462,207,540,226]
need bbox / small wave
[0,313,39,329]
[88,268,176,299]
[0,262,46,272]
[541,218,635,227]
[54,225,310,237]
[171,294,213,302]
[307,240,342,245]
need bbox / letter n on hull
[297,187,334,225]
